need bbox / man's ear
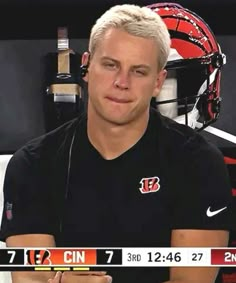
[153,69,167,98]
[81,52,90,82]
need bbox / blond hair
[88,4,171,70]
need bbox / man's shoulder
[151,109,222,159]
[152,109,198,146]
[9,116,83,168]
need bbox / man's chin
[102,114,134,126]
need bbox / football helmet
[147,3,226,130]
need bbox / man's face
[83,28,166,125]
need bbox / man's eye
[103,62,116,68]
[134,69,146,76]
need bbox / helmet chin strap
[173,68,218,129]
[157,74,199,128]
[174,106,200,129]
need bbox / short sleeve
[0,145,59,241]
[170,134,235,231]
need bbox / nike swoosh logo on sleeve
[206,206,227,217]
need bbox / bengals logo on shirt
[26,249,51,265]
[139,176,160,194]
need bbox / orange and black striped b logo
[26,249,51,265]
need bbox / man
[0,4,234,283]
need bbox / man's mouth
[106,97,132,103]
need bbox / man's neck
[87,111,149,160]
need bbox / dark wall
[0,0,235,39]
[216,36,236,135]
[0,39,88,152]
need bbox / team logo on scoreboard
[26,249,52,265]
[139,177,160,194]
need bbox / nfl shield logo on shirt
[139,176,160,194]
[5,202,13,220]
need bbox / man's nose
[113,69,130,90]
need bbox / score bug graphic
[26,249,51,265]
[1,247,236,270]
